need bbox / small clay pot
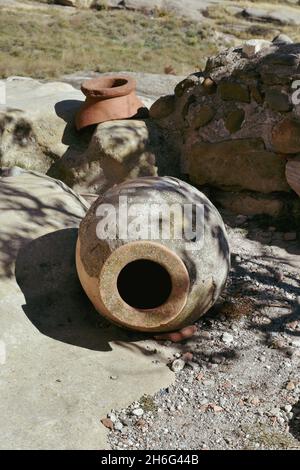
[75,75,147,130]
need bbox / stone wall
[150,38,300,223]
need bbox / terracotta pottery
[76,177,230,333]
[75,75,147,130]
[286,157,300,197]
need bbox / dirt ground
[104,211,300,450]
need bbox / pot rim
[81,75,136,99]
[98,241,190,331]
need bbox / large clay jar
[75,75,147,130]
[76,177,230,333]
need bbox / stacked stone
[150,38,300,221]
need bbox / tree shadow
[0,173,87,280]
[15,227,147,352]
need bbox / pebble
[284,404,292,413]
[114,421,123,431]
[110,375,118,380]
[286,381,295,391]
[187,361,200,371]
[200,331,211,340]
[107,412,117,423]
[203,379,215,387]
[182,352,193,363]
[101,418,114,430]
[222,332,234,345]
[132,408,144,417]
[171,359,185,372]
[290,337,300,348]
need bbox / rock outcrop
[48,119,180,194]
[0,75,179,194]
[150,41,300,219]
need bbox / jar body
[76,177,230,332]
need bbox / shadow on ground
[15,227,146,352]
[289,399,300,441]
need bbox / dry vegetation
[0,0,300,79]
[0,8,217,78]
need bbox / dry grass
[0,8,218,78]
[1,1,299,79]
[206,3,300,42]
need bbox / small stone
[132,408,144,417]
[136,418,147,428]
[203,379,215,387]
[188,361,200,371]
[250,84,263,104]
[242,39,271,58]
[149,95,175,119]
[199,398,209,405]
[270,407,281,417]
[110,375,118,380]
[181,352,193,363]
[250,397,260,406]
[196,372,205,381]
[107,412,117,423]
[211,404,223,413]
[218,80,250,103]
[114,421,123,431]
[274,271,284,282]
[272,34,293,45]
[222,332,234,345]
[202,77,217,94]
[290,337,300,348]
[286,381,295,391]
[174,74,200,97]
[101,418,114,430]
[284,404,293,413]
[200,331,211,340]
[171,358,185,372]
[191,105,215,128]
[210,355,223,364]
[283,232,297,241]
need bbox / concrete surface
[0,171,174,449]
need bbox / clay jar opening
[98,241,190,331]
[117,259,172,310]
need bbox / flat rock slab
[0,171,174,449]
[0,75,166,174]
[241,6,300,26]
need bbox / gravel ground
[102,212,300,450]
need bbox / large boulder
[48,118,180,194]
[0,77,86,173]
[0,168,89,280]
[189,139,289,193]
